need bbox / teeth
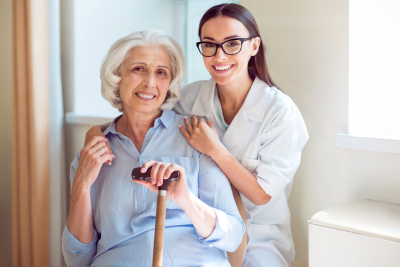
[137,93,154,99]
[214,65,232,70]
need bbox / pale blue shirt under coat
[61,110,245,267]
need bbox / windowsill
[336,133,400,154]
[65,112,115,125]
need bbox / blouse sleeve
[196,154,246,252]
[61,152,98,266]
[253,98,309,198]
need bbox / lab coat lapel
[191,79,226,139]
[222,109,253,151]
[222,78,269,151]
[191,79,215,117]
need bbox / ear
[251,37,261,56]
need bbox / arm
[211,145,271,205]
[196,154,246,252]
[180,105,308,204]
[180,116,270,205]
[62,137,113,266]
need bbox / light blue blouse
[61,110,245,267]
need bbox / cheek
[203,57,213,68]
[158,79,171,98]
[119,74,140,96]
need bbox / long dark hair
[198,3,282,91]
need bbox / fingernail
[112,154,115,157]
[184,116,187,119]
[141,168,145,172]
[108,163,112,165]
[178,125,181,128]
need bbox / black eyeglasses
[196,37,253,57]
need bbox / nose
[142,72,156,89]
[214,46,227,61]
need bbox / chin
[211,75,234,86]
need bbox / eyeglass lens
[199,39,242,56]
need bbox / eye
[158,69,167,75]
[226,41,239,47]
[133,67,144,71]
[204,43,216,48]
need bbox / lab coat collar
[190,77,270,150]
[241,77,269,123]
[191,77,269,122]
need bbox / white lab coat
[173,77,309,267]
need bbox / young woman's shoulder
[261,86,308,142]
[173,80,209,116]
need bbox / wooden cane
[132,167,180,267]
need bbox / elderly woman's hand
[84,123,113,164]
[73,136,115,191]
[133,160,190,207]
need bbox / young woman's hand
[133,160,190,207]
[179,115,223,159]
[73,136,114,192]
[84,123,113,164]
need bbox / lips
[135,92,156,101]
[212,64,235,74]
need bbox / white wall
[240,0,400,266]
[0,0,13,266]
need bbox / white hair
[100,29,185,112]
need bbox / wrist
[176,192,196,212]
[209,142,229,162]
[72,175,91,195]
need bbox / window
[349,0,400,140]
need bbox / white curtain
[49,0,67,265]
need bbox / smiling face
[200,16,260,86]
[118,46,172,116]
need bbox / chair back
[227,184,247,267]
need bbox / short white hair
[100,29,185,112]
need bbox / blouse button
[145,137,150,141]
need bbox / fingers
[85,142,107,160]
[198,117,206,127]
[178,125,191,141]
[105,142,114,164]
[184,116,193,133]
[97,153,113,165]
[141,160,155,173]
[191,114,198,127]
[92,145,110,160]
[207,119,214,128]
[86,136,108,150]
[164,164,182,180]
[133,179,158,193]
[150,162,161,185]
[156,164,169,186]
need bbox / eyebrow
[202,35,241,42]
[131,62,170,70]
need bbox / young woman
[85,4,308,267]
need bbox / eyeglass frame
[196,37,253,57]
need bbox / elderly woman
[61,29,245,267]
